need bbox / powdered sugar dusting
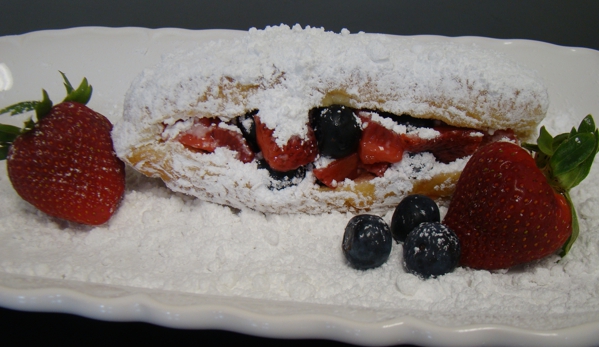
[111,25,548,214]
[113,24,547,154]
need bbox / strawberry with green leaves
[443,115,598,270]
[0,72,125,226]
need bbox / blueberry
[378,111,437,128]
[342,214,393,270]
[235,110,260,153]
[258,159,306,190]
[391,194,440,243]
[311,105,362,159]
[403,222,461,279]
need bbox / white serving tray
[1,27,599,347]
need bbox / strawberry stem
[560,191,579,257]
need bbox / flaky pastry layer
[112,25,548,214]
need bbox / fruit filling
[175,117,255,163]
[166,105,517,189]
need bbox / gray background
[1,1,598,346]
[1,0,598,50]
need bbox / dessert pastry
[112,24,549,214]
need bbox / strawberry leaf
[61,72,92,105]
[522,143,539,152]
[556,160,592,191]
[551,132,571,151]
[22,118,35,132]
[578,114,595,133]
[60,71,75,94]
[35,89,53,121]
[0,101,40,116]
[570,127,578,137]
[0,72,96,161]
[562,129,599,190]
[0,120,35,161]
[550,133,596,178]
[537,126,554,155]
[0,145,9,160]
[0,124,21,142]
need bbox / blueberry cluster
[342,194,461,279]
[390,194,441,243]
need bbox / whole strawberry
[0,72,125,225]
[444,115,598,270]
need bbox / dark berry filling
[257,159,307,190]
[310,105,362,159]
[235,109,260,153]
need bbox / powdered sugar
[2,113,598,330]
[360,110,443,139]
[113,24,548,154]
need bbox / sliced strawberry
[360,162,389,177]
[254,116,318,172]
[177,118,255,163]
[313,153,360,188]
[404,126,484,163]
[177,118,219,151]
[358,114,406,165]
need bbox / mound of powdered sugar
[1,110,598,330]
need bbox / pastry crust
[112,25,549,214]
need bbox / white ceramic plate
[1,27,599,347]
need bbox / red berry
[313,153,360,188]
[404,126,484,163]
[177,117,255,163]
[358,114,406,165]
[1,73,126,225]
[254,116,318,172]
[443,141,573,269]
[360,161,389,177]
[7,102,125,225]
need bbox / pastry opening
[162,105,517,190]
